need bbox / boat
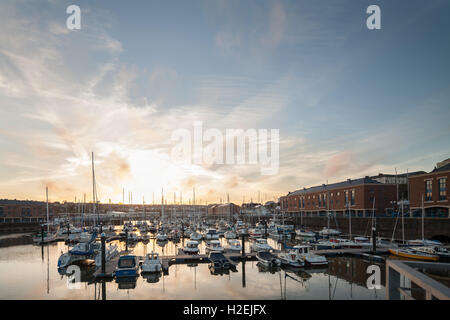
[251,238,273,252]
[277,250,304,268]
[141,252,162,273]
[295,229,316,238]
[224,230,237,239]
[311,240,341,250]
[127,232,139,242]
[205,240,224,253]
[388,248,439,261]
[292,245,328,266]
[190,231,203,241]
[318,227,341,237]
[156,230,168,241]
[256,251,281,267]
[225,239,242,252]
[411,246,450,262]
[113,255,139,278]
[183,240,200,254]
[208,252,231,270]
[204,228,219,240]
[407,239,443,247]
[248,228,263,239]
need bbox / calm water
[0,236,386,300]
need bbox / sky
[0,0,449,204]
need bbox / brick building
[0,200,60,223]
[207,203,240,216]
[409,159,449,217]
[280,177,397,217]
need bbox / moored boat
[388,248,439,261]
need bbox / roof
[432,162,450,173]
[369,171,425,178]
[287,177,383,196]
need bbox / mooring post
[41,224,44,243]
[67,224,70,238]
[181,221,184,239]
[101,232,106,274]
[125,229,128,252]
[99,223,103,234]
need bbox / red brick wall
[409,170,449,209]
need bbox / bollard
[241,260,246,288]
[101,233,106,274]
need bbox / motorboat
[295,229,316,238]
[318,227,341,237]
[248,228,263,239]
[190,231,203,241]
[141,252,162,273]
[127,232,139,242]
[224,230,237,239]
[311,240,341,250]
[113,255,139,278]
[256,251,281,267]
[206,240,224,253]
[277,250,304,268]
[388,248,439,261]
[225,239,242,252]
[156,230,168,241]
[208,252,231,270]
[204,228,219,240]
[183,240,200,254]
[251,238,273,252]
[293,245,328,266]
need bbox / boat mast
[92,152,96,227]
[401,197,404,244]
[46,186,49,235]
[421,194,424,242]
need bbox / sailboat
[389,194,439,261]
[33,187,56,245]
[156,188,168,242]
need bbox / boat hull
[388,249,439,261]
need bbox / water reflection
[0,239,386,300]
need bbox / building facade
[409,159,449,217]
[280,177,397,217]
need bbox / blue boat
[113,255,139,278]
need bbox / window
[318,195,322,207]
[351,190,355,206]
[0,207,3,216]
[345,190,349,206]
[323,194,327,207]
[425,180,432,201]
[439,178,446,201]
[337,192,340,196]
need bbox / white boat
[251,238,273,252]
[318,227,341,237]
[183,240,200,254]
[407,239,443,247]
[295,229,316,238]
[156,230,168,241]
[277,250,304,268]
[224,230,237,239]
[226,239,242,252]
[127,232,138,242]
[248,228,263,238]
[141,252,162,273]
[293,245,328,266]
[204,228,219,240]
[205,240,224,253]
[190,231,203,241]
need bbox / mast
[401,197,404,244]
[161,188,164,223]
[46,186,49,235]
[92,152,96,227]
[422,194,424,241]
